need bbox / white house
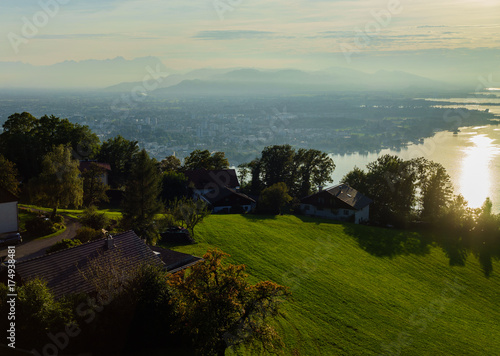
[0,187,19,234]
[300,184,372,224]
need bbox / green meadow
[167,214,500,356]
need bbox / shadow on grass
[241,214,278,222]
[295,214,347,226]
[343,223,432,258]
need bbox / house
[9,231,199,299]
[300,184,372,224]
[79,160,111,186]
[184,168,256,213]
[0,187,18,234]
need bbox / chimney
[318,186,323,192]
[105,234,115,250]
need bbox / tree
[168,249,291,356]
[0,154,20,195]
[160,155,182,172]
[161,171,189,204]
[413,158,453,223]
[121,149,163,243]
[341,166,368,194]
[0,112,99,181]
[295,148,335,197]
[32,145,83,219]
[184,149,229,170]
[98,135,139,188]
[260,145,296,189]
[81,163,110,207]
[258,182,292,215]
[170,197,211,237]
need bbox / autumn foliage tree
[168,249,291,356]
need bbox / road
[0,217,80,262]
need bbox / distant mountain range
[0,56,171,89]
[0,56,455,93]
[107,66,453,96]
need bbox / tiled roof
[79,161,111,172]
[302,184,372,210]
[204,186,256,206]
[149,246,202,272]
[184,169,239,190]
[15,231,163,299]
[0,187,18,204]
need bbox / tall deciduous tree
[98,135,139,188]
[295,148,335,197]
[0,154,20,195]
[121,149,162,243]
[184,149,229,170]
[33,145,83,218]
[260,145,296,189]
[168,249,291,356]
[82,163,110,207]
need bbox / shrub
[51,214,65,224]
[75,226,103,243]
[25,217,56,237]
[80,206,109,230]
[46,239,82,254]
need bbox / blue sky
[0,0,499,77]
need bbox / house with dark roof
[300,184,372,224]
[9,231,200,299]
[185,168,256,213]
[0,187,18,234]
[79,160,112,186]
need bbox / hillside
[167,215,500,355]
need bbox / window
[304,205,310,211]
[344,209,350,216]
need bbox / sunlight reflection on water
[459,135,500,209]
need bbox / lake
[331,124,500,213]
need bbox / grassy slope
[167,214,500,356]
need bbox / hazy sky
[1,0,499,74]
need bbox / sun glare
[459,135,500,209]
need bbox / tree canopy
[98,135,139,188]
[241,145,335,198]
[0,154,20,195]
[0,112,99,181]
[31,145,83,218]
[168,249,291,356]
[184,149,229,171]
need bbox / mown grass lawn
[166,214,500,356]
[19,204,123,220]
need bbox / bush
[51,214,64,224]
[25,217,57,237]
[80,206,109,230]
[75,226,103,243]
[46,239,82,254]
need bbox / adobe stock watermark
[110,64,169,120]
[213,0,244,21]
[7,0,71,54]
[340,0,408,63]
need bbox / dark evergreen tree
[121,149,163,243]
